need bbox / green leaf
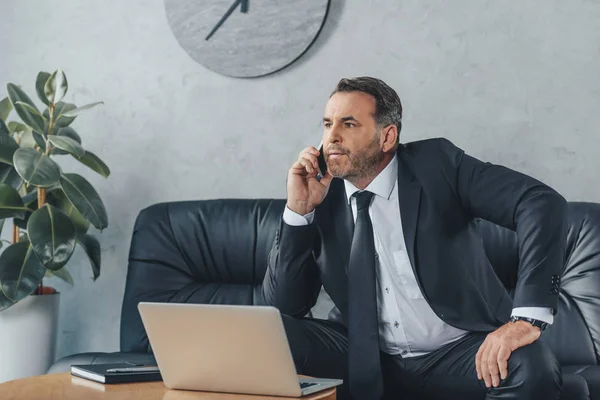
[59,101,103,118]
[21,188,39,206]
[0,184,27,219]
[48,135,84,158]
[27,204,77,271]
[15,101,44,118]
[78,234,100,280]
[0,242,45,310]
[0,129,19,165]
[0,97,13,122]
[14,102,46,134]
[33,131,47,151]
[48,189,89,235]
[60,173,107,230]
[0,219,5,244]
[13,148,61,187]
[6,84,46,134]
[45,266,73,285]
[51,127,81,155]
[35,72,52,106]
[56,126,81,142]
[44,102,76,128]
[8,121,28,134]
[0,164,22,189]
[75,151,110,178]
[44,69,68,105]
[13,188,39,230]
[18,131,38,149]
[0,119,8,136]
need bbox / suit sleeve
[261,212,322,318]
[439,138,568,314]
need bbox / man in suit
[262,77,566,400]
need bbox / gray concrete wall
[1,0,599,361]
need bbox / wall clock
[163,0,331,78]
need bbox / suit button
[394,321,400,328]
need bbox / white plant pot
[0,292,60,383]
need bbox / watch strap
[510,315,548,331]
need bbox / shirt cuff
[282,206,315,226]
[511,307,554,325]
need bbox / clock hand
[205,0,249,41]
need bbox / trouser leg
[381,333,561,400]
[281,314,351,399]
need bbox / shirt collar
[344,154,398,204]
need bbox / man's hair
[330,77,403,143]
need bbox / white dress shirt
[283,154,553,357]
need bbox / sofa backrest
[120,199,286,353]
[120,199,600,367]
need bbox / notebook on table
[70,363,162,384]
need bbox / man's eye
[345,123,355,128]
[324,123,332,128]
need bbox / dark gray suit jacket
[262,138,567,333]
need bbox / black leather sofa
[49,199,600,399]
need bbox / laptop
[137,302,343,397]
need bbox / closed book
[70,363,162,384]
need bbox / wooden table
[0,373,336,400]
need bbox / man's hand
[286,146,333,216]
[475,320,541,388]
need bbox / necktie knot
[354,191,374,211]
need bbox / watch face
[164,0,331,78]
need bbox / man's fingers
[298,159,314,174]
[319,170,334,187]
[300,153,319,169]
[487,347,500,388]
[299,147,319,158]
[475,342,484,380]
[294,159,314,175]
[497,346,511,381]
[480,345,492,388]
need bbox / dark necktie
[348,190,384,400]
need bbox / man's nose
[327,125,342,143]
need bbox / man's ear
[381,125,398,152]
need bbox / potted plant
[0,69,109,382]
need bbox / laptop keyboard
[300,382,318,389]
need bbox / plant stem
[38,188,46,208]
[37,184,47,296]
[12,223,19,243]
[37,104,52,296]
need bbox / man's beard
[328,131,384,182]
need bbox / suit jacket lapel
[397,146,422,274]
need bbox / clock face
[163,0,330,78]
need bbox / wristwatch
[510,315,548,331]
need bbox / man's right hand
[286,146,333,216]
